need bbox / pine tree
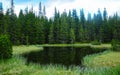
[10,0,14,15]
[86,13,94,41]
[67,10,75,43]
[80,9,88,42]
[18,10,25,44]
[25,11,36,44]
[68,10,72,29]
[69,28,75,44]
[4,9,10,34]
[25,7,28,14]
[52,8,60,43]
[44,17,50,43]
[113,13,120,41]
[35,17,45,44]
[78,25,84,42]
[39,2,42,18]
[111,13,120,51]
[101,8,111,43]
[59,11,68,43]
[103,8,107,21]
[97,9,103,42]
[80,9,85,29]
[43,5,46,17]
[72,9,79,42]
[7,0,19,44]
[93,13,97,40]
[0,2,4,34]
[93,9,103,42]
[49,20,54,44]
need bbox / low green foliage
[0,35,12,59]
[111,40,120,51]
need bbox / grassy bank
[83,50,120,67]
[0,44,120,75]
[38,43,111,48]
[1,55,120,75]
[13,45,43,55]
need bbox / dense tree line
[0,1,120,45]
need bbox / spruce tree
[112,13,120,51]
[4,9,10,34]
[52,8,60,43]
[72,9,79,42]
[8,0,18,44]
[59,11,68,43]
[86,13,94,41]
[80,9,85,29]
[0,2,4,34]
[69,28,75,44]
[49,20,54,44]
[96,9,102,42]
[18,10,25,44]
[101,8,111,42]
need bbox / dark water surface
[23,46,106,66]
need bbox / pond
[23,46,106,67]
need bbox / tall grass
[0,55,80,75]
[82,66,120,75]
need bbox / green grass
[0,55,82,75]
[1,56,120,75]
[90,44,111,48]
[83,50,120,67]
[38,43,90,47]
[38,43,111,48]
[13,45,43,55]
[0,44,120,75]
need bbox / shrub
[0,35,12,59]
[111,39,120,51]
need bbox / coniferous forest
[0,0,120,45]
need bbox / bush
[0,35,12,59]
[112,40,120,51]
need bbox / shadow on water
[22,46,106,67]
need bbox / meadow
[0,44,120,75]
